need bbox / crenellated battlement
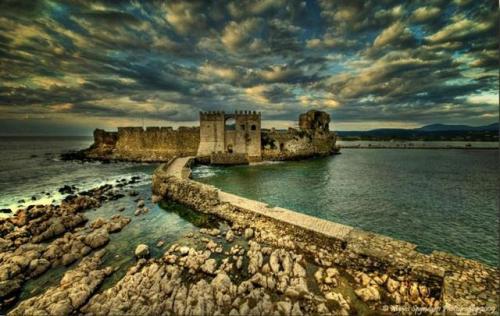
[199,110,261,121]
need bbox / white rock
[236,256,243,270]
[293,262,306,277]
[179,246,190,255]
[201,259,217,275]
[225,230,235,242]
[244,228,254,240]
[135,244,149,258]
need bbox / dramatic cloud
[0,0,497,135]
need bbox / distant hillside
[417,123,499,132]
[337,123,499,141]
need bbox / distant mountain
[417,123,499,132]
[337,122,499,141]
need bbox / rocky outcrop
[8,250,113,316]
[0,184,132,310]
[0,214,130,309]
[80,228,353,316]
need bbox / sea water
[193,148,499,266]
[1,138,497,266]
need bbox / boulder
[135,244,150,258]
[244,228,254,240]
[355,286,381,302]
[28,258,50,277]
[90,217,107,229]
[293,262,307,278]
[225,230,235,242]
[83,229,109,248]
[179,246,190,255]
[201,259,217,275]
[386,278,400,293]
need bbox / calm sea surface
[0,137,498,267]
[193,148,499,266]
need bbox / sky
[0,0,498,135]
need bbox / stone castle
[197,111,262,164]
[84,110,337,164]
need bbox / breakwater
[152,157,498,314]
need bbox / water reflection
[158,200,219,228]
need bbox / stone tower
[299,110,330,133]
[197,111,261,163]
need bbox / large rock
[135,244,150,258]
[9,251,112,316]
[244,228,254,240]
[201,259,217,275]
[387,277,400,293]
[83,228,109,248]
[355,286,381,302]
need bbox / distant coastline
[337,140,498,149]
[337,122,499,143]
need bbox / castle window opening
[240,124,245,130]
[280,143,285,151]
[227,144,233,153]
[225,118,236,130]
[251,124,256,131]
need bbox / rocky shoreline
[4,215,446,316]
[1,161,497,315]
[0,181,138,312]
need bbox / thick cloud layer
[0,0,497,134]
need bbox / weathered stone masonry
[197,111,262,164]
[85,126,199,162]
[82,110,337,163]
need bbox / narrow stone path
[165,157,194,179]
[218,191,353,241]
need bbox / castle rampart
[83,110,337,163]
[85,126,199,161]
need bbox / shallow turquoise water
[193,149,499,266]
[18,183,216,305]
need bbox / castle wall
[84,110,336,163]
[86,127,199,161]
[197,112,225,156]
